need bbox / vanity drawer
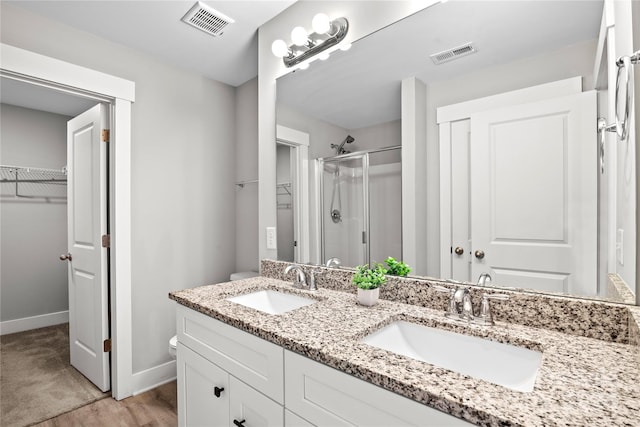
[284,350,473,426]
[177,305,284,403]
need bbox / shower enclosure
[317,146,402,267]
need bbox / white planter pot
[357,287,379,306]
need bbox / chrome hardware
[283,264,319,291]
[433,285,458,318]
[435,285,507,326]
[601,50,639,142]
[475,293,510,326]
[214,386,224,398]
[474,250,485,259]
[326,257,342,268]
[454,246,464,256]
[59,253,72,261]
[477,272,492,287]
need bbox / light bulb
[298,62,310,70]
[318,51,330,61]
[312,13,331,34]
[291,26,308,46]
[271,39,289,57]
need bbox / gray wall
[0,104,69,322]
[1,4,237,374]
[235,78,259,274]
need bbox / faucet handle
[476,293,509,325]
[433,285,459,318]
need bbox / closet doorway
[1,76,110,384]
[1,44,135,400]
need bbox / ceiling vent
[430,42,478,65]
[181,2,234,37]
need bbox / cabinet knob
[474,250,485,259]
[454,247,464,256]
[233,420,246,427]
[213,386,224,398]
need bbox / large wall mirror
[275,0,638,305]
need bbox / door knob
[59,253,72,261]
[454,247,464,256]
[474,250,485,259]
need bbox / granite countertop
[169,277,640,427]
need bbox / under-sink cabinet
[176,305,472,426]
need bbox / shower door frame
[316,145,401,267]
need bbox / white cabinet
[176,306,284,427]
[284,351,474,427]
[230,376,284,427]
[177,305,472,426]
[177,343,230,427]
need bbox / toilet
[169,271,260,359]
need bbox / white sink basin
[362,321,542,392]
[227,290,316,315]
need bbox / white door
[230,376,284,426]
[470,91,598,296]
[66,104,110,391]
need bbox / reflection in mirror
[275,1,637,304]
[276,143,294,262]
[318,146,402,267]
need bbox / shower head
[331,135,355,155]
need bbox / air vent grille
[181,2,234,36]
[430,43,478,65]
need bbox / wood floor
[33,381,177,427]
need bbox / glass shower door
[320,156,367,267]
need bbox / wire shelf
[1,165,67,199]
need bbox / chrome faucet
[325,257,342,268]
[434,285,509,326]
[283,264,319,291]
[477,272,492,287]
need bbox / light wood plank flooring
[33,381,177,427]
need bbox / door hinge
[102,234,111,248]
[103,338,112,352]
[101,129,110,143]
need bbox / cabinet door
[177,343,230,427]
[230,376,284,427]
[285,351,473,426]
[285,409,315,427]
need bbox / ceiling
[276,0,604,130]
[4,0,296,87]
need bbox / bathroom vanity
[169,261,640,426]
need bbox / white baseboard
[0,310,69,336]
[131,360,177,395]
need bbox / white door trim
[0,43,135,400]
[276,125,310,264]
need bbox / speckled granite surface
[262,260,631,344]
[169,276,640,427]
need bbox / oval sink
[362,321,542,392]
[226,290,316,315]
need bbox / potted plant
[353,263,387,306]
[385,257,411,277]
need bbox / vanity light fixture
[271,13,349,68]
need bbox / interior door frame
[276,125,310,264]
[0,43,135,400]
[437,76,583,280]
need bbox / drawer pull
[233,419,246,427]
[213,386,224,398]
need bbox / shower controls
[331,209,342,223]
[474,250,485,260]
[454,247,464,256]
